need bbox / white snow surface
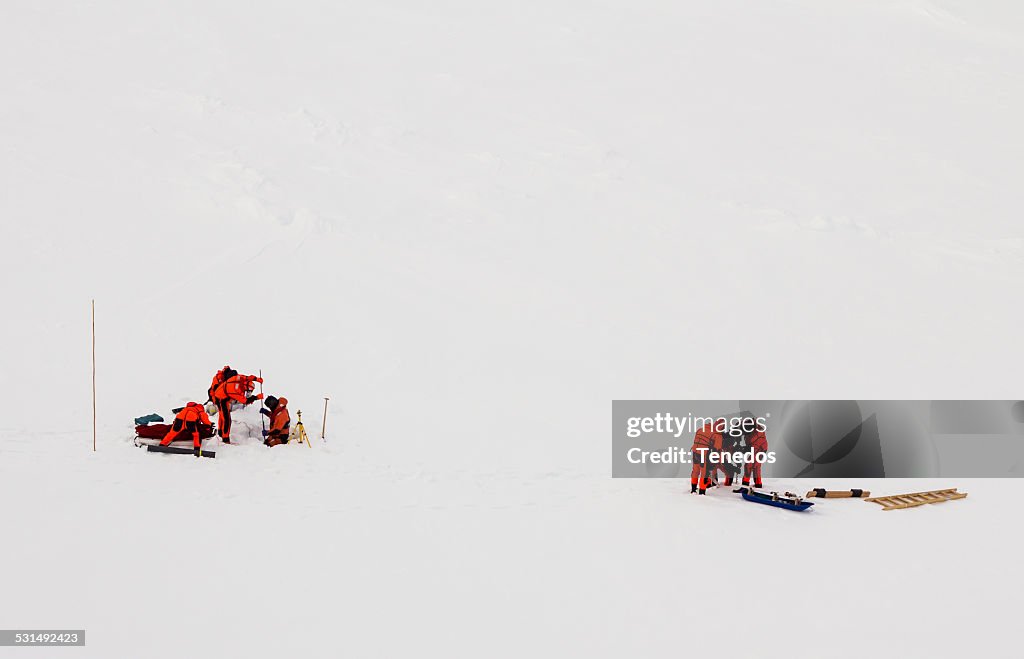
[1,1,1022,657]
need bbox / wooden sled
[806,488,870,498]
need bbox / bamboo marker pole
[321,397,329,442]
[92,299,96,452]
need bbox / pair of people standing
[208,365,263,443]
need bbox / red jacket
[214,375,261,404]
[208,366,231,400]
[177,402,212,426]
[268,398,291,439]
[747,430,768,453]
[692,420,724,452]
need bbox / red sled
[135,423,216,440]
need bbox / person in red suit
[207,365,232,403]
[261,395,291,447]
[160,402,212,456]
[211,369,263,443]
[690,419,725,495]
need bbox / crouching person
[160,402,212,457]
[261,396,291,446]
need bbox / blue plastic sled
[734,488,814,512]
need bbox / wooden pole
[321,397,329,442]
[92,299,96,452]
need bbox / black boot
[691,483,697,494]
[754,482,763,489]
[698,489,706,495]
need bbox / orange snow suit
[208,366,231,402]
[265,397,291,446]
[160,402,212,448]
[691,420,724,490]
[212,374,263,441]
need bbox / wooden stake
[321,397,329,442]
[91,299,96,452]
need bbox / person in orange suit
[207,365,232,403]
[160,402,212,456]
[691,418,725,495]
[260,396,291,447]
[742,423,769,489]
[211,369,263,443]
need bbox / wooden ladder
[864,488,967,511]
